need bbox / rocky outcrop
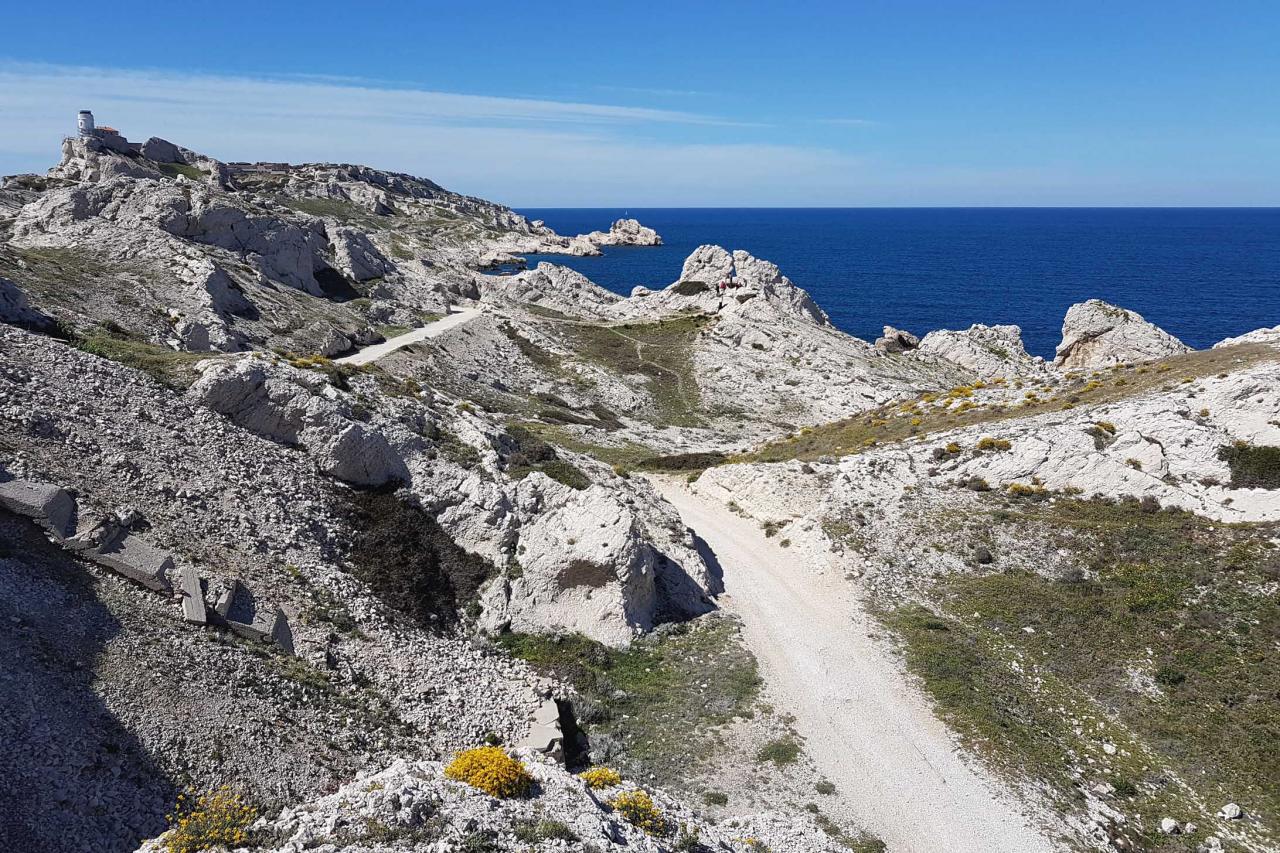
[1054,299,1191,369]
[583,218,663,247]
[918,323,1045,378]
[635,244,830,327]
[328,225,392,282]
[480,262,621,318]
[480,479,713,646]
[1214,325,1280,349]
[875,325,920,354]
[189,356,411,487]
[137,753,845,853]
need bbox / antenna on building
[77,110,95,138]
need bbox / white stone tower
[77,110,95,138]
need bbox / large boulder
[189,356,409,487]
[875,325,919,354]
[1055,300,1191,369]
[918,323,1044,378]
[480,478,714,647]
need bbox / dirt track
[650,476,1061,853]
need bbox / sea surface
[518,208,1280,359]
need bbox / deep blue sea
[518,208,1280,359]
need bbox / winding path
[335,309,481,366]
[649,477,1061,853]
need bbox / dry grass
[742,343,1279,464]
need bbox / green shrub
[513,818,577,842]
[756,737,801,765]
[341,490,493,627]
[1217,442,1280,489]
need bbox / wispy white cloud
[0,61,741,129]
[0,61,864,205]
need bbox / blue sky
[1,1,1277,206]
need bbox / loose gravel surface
[651,476,1062,853]
[335,309,481,365]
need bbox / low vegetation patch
[512,818,577,843]
[156,162,207,181]
[608,789,668,836]
[443,747,533,798]
[163,787,257,853]
[279,196,396,229]
[341,490,493,628]
[743,343,1279,464]
[886,497,1280,847]
[76,326,213,388]
[556,315,712,428]
[504,424,590,489]
[495,618,760,785]
[755,737,801,766]
[672,280,710,296]
[1218,441,1280,489]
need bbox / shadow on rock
[0,512,176,852]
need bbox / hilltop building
[73,110,138,154]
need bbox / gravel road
[336,309,481,365]
[651,476,1061,853]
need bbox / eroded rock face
[1055,299,1191,369]
[189,356,410,487]
[329,225,393,282]
[481,477,714,646]
[918,323,1045,378]
[481,262,621,318]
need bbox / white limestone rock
[918,323,1046,379]
[1055,299,1191,369]
[189,356,409,487]
[328,225,393,281]
[1214,325,1280,349]
[481,262,621,318]
[583,217,663,247]
[875,325,920,354]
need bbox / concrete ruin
[518,697,565,762]
[0,475,293,653]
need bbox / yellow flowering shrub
[976,436,1011,451]
[579,766,622,789]
[444,746,533,798]
[163,787,256,853]
[609,789,668,836]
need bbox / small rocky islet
[1,119,1276,853]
